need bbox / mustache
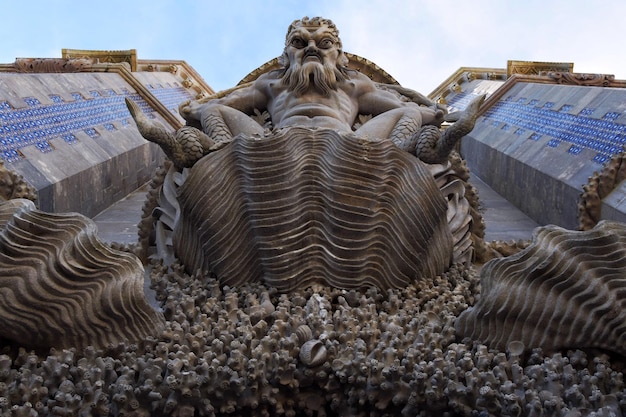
[281,60,340,97]
[303,48,322,61]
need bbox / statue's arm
[356,79,421,116]
[378,84,445,113]
[214,82,270,114]
[181,81,270,123]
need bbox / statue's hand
[178,99,191,117]
[179,99,207,122]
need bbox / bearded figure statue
[127,16,484,291]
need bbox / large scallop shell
[173,127,455,291]
[455,220,626,355]
[0,199,165,350]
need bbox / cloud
[312,0,626,93]
[1,0,625,94]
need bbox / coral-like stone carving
[172,127,455,291]
[578,148,626,230]
[0,199,164,350]
[2,262,626,416]
[455,220,626,356]
[0,160,37,202]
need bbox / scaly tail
[415,94,485,164]
[125,98,212,169]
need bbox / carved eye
[319,39,333,49]
[290,37,305,48]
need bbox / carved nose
[304,44,320,56]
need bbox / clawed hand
[179,99,205,120]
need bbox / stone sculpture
[3,15,626,417]
[456,220,626,356]
[128,17,483,170]
[0,160,37,202]
[578,148,626,230]
[0,199,164,350]
[127,16,484,290]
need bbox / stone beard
[281,59,348,97]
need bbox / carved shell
[427,161,473,264]
[455,220,626,356]
[173,127,456,291]
[299,339,327,367]
[0,199,165,350]
[295,324,313,344]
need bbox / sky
[2,0,625,95]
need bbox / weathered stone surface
[0,199,164,349]
[456,220,626,356]
[173,127,455,291]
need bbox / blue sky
[3,0,625,95]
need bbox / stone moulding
[542,71,617,87]
[136,58,216,99]
[172,127,457,291]
[0,199,165,350]
[506,60,573,77]
[428,66,507,105]
[62,48,137,71]
[11,57,93,73]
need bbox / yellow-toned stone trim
[136,59,215,99]
[428,67,506,104]
[506,60,573,77]
[62,48,137,72]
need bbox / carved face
[281,24,348,96]
[284,25,341,69]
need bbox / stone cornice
[62,48,137,71]
[0,59,185,130]
[428,67,506,103]
[137,59,215,99]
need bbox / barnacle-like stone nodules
[0,199,165,350]
[456,220,626,356]
[172,127,458,291]
[2,261,626,415]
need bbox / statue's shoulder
[346,69,373,82]
[342,70,379,95]
[255,69,283,83]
